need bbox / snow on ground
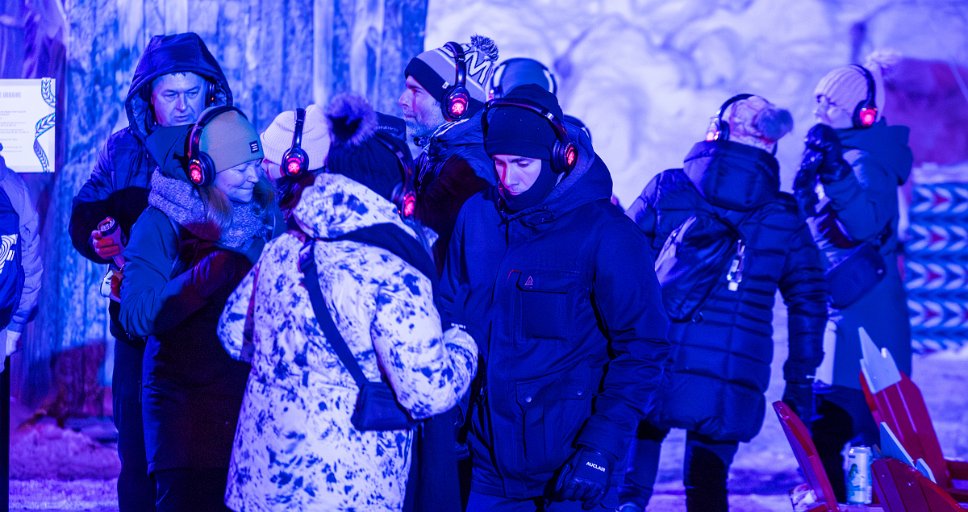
[9,346,966,511]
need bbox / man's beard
[405,107,447,145]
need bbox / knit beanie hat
[405,35,499,115]
[488,57,558,99]
[198,107,263,172]
[483,84,562,160]
[261,104,330,178]
[325,93,410,201]
[814,65,885,121]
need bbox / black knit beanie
[325,94,408,202]
[483,84,562,160]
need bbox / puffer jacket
[69,32,231,344]
[120,159,278,473]
[441,127,670,498]
[218,172,478,512]
[0,160,41,336]
[626,139,827,442]
[808,119,914,389]
[414,110,496,271]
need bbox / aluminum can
[846,445,873,504]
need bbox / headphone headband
[850,64,878,128]
[442,42,470,121]
[482,98,578,173]
[281,108,309,176]
[186,105,248,186]
[706,93,754,142]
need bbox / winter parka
[69,32,232,344]
[218,173,478,512]
[626,140,827,442]
[441,128,670,498]
[414,110,497,271]
[0,160,41,337]
[808,119,914,389]
[120,167,278,474]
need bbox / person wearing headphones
[68,32,232,511]
[796,62,914,502]
[218,93,477,512]
[119,107,280,511]
[398,36,500,273]
[619,95,826,512]
[441,84,670,511]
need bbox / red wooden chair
[774,401,852,511]
[859,334,968,502]
[871,457,963,512]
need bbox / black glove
[554,447,613,510]
[782,379,817,424]
[804,124,852,183]
[793,151,822,216]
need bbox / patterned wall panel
[26,0,426,403]
[906,182,968,353]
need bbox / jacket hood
[144,124,193,180]
[424,110,494,181]
[505,122,611,222]
[125,32,233,140]
[293,172,416,240]
[682,140,779,211]
[836,118,913,185]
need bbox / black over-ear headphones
[706,93,754,142]
[206,81,216,106]
[186,105,248,187]
[376,134,417,217]
[442,42,470,121]
[281,108,309,176]
[482,99,578,173]
[851,64,878,129]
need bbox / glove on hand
[782,379,817,424]
[554,447,613,510]
[805,124,852,183]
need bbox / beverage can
[846,445,873,504]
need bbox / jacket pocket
[516,377,592,474]
[516,270,581,342]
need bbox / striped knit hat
[405,35,499,115]
[814,65,885,121]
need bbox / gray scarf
[148,172,267,249]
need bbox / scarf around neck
[149,171,267,249]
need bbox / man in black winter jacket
[442,85,670,511]
[398,36,499,272]
[618,95,827,512]
[68,32,232,512]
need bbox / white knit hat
[260,104,330,178]
[814,65,886,121]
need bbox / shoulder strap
[331,223,439,299]
[299,241,369,388]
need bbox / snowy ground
[8,343,967,511]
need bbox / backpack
[654,209,747,322]
[0,186,24,330]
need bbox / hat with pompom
[405,35,499,115]
[325,93,411,201]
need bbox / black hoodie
[69,32,231,342]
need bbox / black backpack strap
[299,241,369,388]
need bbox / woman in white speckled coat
[218,94,478,512]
